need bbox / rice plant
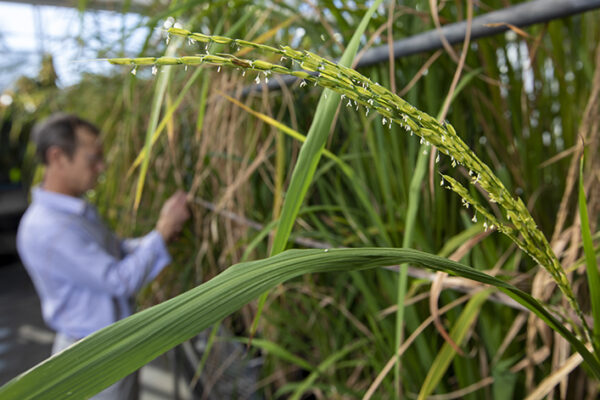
[107,25,591,345]
[2,1,599,398]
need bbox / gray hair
[32,113,100,164]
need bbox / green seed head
[132,57,157,65]
[155,57,180,65]
[168,27,191,37]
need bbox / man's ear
[46,146,67,166]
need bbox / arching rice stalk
[108,29,591,343]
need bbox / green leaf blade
[417,290,492,400]
[2,248,599,399]
[579,154,600,351]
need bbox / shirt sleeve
[121,237,142,254]
[46,225,171,297]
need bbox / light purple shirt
[17,186,171,339]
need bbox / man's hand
[156,190,191,243]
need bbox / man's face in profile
[63,127,105,196]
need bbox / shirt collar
[32,186,89,216]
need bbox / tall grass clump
[2,1,599,398]
[108,26,589,340]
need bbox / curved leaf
[1,248,598,399]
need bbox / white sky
[0,1,151,90]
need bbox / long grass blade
[579,153,600,351]
[268,0,384,255]
[524,345,590,400]
[129,10,256,177]
[189,321,220,388]
[251,0,385,339]
[235,337,314,371]
[394,68,482,392]
[417,289,492,400]
[220,90,390,245]
[1,248,599,399]
[395,146,429,391]
[133,48,173,211]
[288,339,368,400]
[218,91,344,165]
[127,67,203,177]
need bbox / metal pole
[0,0,150,14]
[33,5,45,55]
[361,0,600,67]
[243,0,600,95]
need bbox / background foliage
[2,0,600,398]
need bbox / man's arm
[40,190,189,297]
[46,226,170,297]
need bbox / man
[17,113,190,399]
